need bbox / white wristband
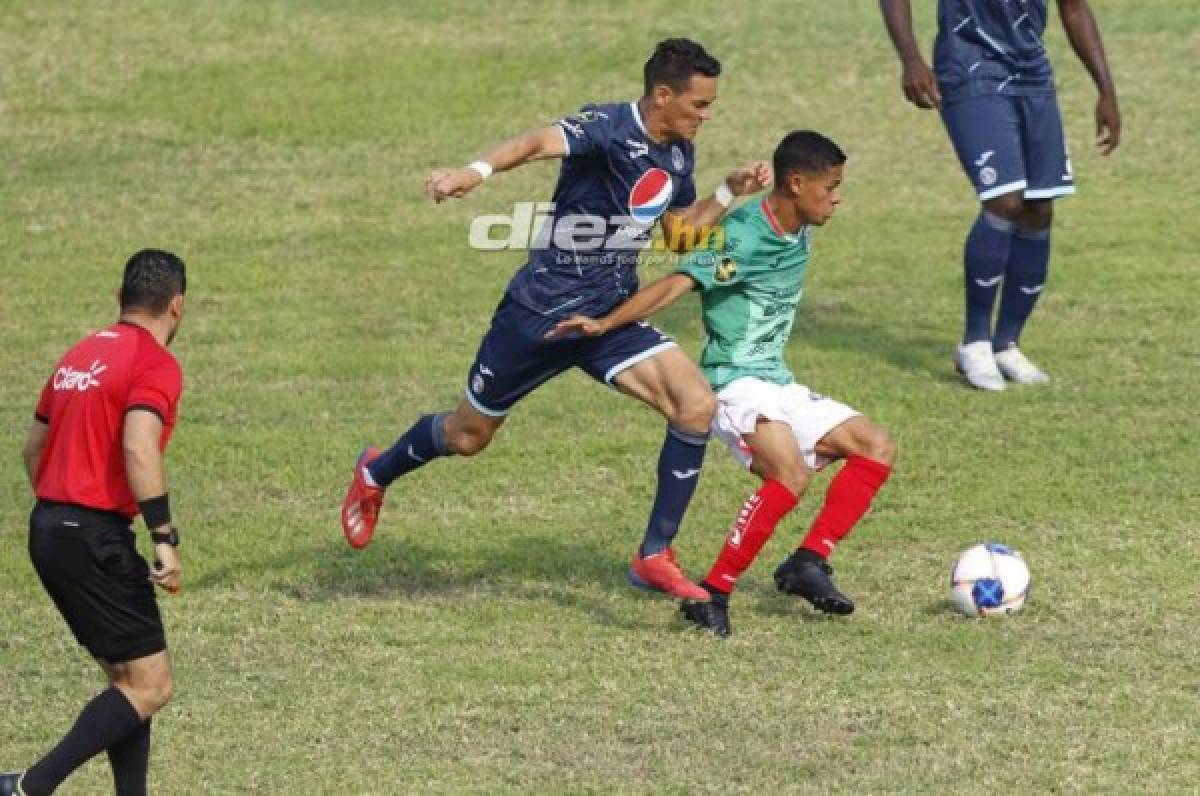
[467,160,494,180]
[714,182,734,208]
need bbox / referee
[3,251,187,796]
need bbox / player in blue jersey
[881,0,1120,389]
[340,39,771,601]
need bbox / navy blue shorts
[940,93,1074,202]
[463,294,677,416]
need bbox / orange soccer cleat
[341,447,384,549]
[627,546,710,601]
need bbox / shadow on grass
[752,592,855,623]
[192,533,627,596]
[188,531,666,628]
[923,599,961,618]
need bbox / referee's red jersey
[33,321,183,519]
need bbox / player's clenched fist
[425,167,483,203]
[726,160,773,196]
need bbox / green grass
[2,1,1197,792]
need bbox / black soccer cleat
[680,597,732,637]
[774,551,855,615]
[0,771,26,796]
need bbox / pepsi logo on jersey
[628,168,674,226]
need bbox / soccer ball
[950,543,1030,617]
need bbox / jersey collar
[630,101,672,147]
[760,197,803,244]
[116,319,167,350]
[629,101,647,134]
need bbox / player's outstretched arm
[879,0,941,109]
[1058,0,1120,155]
[21,419,48,491]
[425,126,568,203]
[124,409,181,594]
[660,161,772,254]
[546,273,697,339]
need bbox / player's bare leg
[613,346,714,601]
[341,398,505,549]
[98,652,174,722]
[746,419,813,497]
[812,414,897,466]
[441,398,506,456]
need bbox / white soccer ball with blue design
[950,543,1030,617]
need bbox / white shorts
[712,377,860,472]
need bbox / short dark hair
[773,131,847,180]
[119,249,187,314]
[643,38,721,94]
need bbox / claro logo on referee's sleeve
[53,360,107,392]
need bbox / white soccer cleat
[994,345,1050,385]
[954,341,1006,391]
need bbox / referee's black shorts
[29,500,166,664]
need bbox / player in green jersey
[548,131,896,636]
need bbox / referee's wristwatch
[151,527,180,547]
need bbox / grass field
[1,1,1197,792]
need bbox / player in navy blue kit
[881,0,1120,390]
[340,39,771,601]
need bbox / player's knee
[1020,200,1053,231]
[152,674,175,710]
[983,193,1024,221]
[127,672,173,714]
[446,425,493,457]
[757,457,809,496]
[776,464,810,497]
[847,419,895,465]
[673,390,716,435]
[866,426,897,466]
[443,409,499,456]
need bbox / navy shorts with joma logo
[463,293,676,417]
[940,92,1074,202]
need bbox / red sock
[704,480,799,595]
[800,455,892,559]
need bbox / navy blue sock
[962,211,1014,344]
[640,426,709,556]
[993,224,1050,351]
[367,413,450,489]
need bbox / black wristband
[151,527,180,547]
[138,494,171,529]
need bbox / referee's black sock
[108,719,151,796]
[22,687,142,796]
